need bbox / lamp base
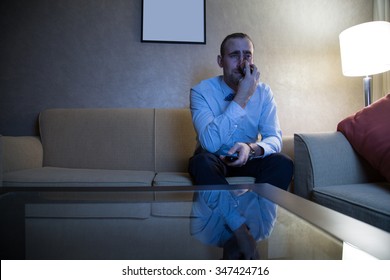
[363,76,372,107]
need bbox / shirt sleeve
[255,90,282,157]
[202,190,246,232]
[190,88,246,153]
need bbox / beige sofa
[1,108,293,187]
[1,108,295,259]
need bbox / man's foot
[222,235,243,259]
[234,224,260,260]
[222,226,260,260]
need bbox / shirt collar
[219,76,235,98]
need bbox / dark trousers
[188,148,293,190]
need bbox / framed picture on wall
[141,0,206,44]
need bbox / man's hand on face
[234,61,260,108]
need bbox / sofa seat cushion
[153,172,193,186]
[152,173,256,202]
[226,176,256,185]
[3,167,155,187]
[153,172,256,187]
[312,183,390,231]
[152,172,195,201]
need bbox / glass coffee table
[1,184,389,260]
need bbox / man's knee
[189,152,228,185]
[269,153,293,170]
[275,153,294,189]
[190,152,216,169]
[258,153,294,190]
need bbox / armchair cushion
[313,182,390,231]
[337,94,390,182]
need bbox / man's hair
[220,33,254,56]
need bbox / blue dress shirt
[190,75,282,157]
[191,190,278,246]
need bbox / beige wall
[205,0,372,135]
[138,0,373,135]
[0,0,373,136]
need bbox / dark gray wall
[0,0,371,136]
[1,0,211,135]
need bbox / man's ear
[217,55,223,68]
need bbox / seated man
[191,190,278,259]
[188,33,293,259]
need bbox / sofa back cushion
[155,109,197,172]
[39,109,155,170]
[337,94,390,182]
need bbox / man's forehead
[224,38,253,53]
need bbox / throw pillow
[337,93,390,182]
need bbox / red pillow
[337,94,390,182]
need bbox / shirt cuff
[256,140,279,158]
[215,191,247,232]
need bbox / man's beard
[224,70,243,89]
[230,68,244,85]
[231,71,243,85]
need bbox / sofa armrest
[2,136,43,173]
[294,132,382,199]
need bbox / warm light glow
[342,242,377,260]
[339,21,390,77]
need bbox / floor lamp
[339,21,390,106]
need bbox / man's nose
[238,56,248,66]
[237,54,245,64]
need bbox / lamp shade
[339,21,390,77]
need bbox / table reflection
[191,189,277,259]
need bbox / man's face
[218,37,254,89]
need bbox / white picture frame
[141,0,206,44]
